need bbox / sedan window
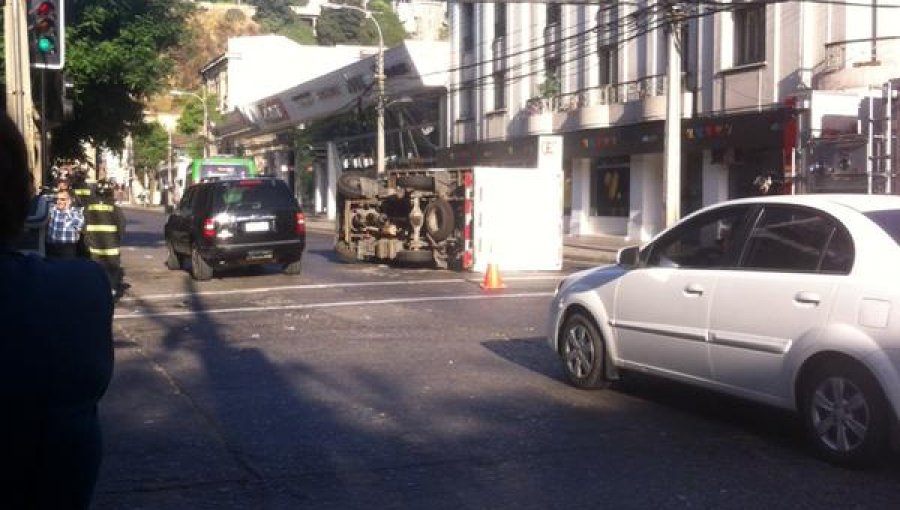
[740,206,848,273]
[645,206,749,269]
[865,209,900,246]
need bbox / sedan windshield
[865,209,900,245]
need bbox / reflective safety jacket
[83,200,125,260]
[72,186,93,207]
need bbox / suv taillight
[295,212,306,235]
[202,218,216,238]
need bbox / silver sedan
[548,194,900,467]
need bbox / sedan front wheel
[559,312,609,390]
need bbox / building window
[493,71,506,110]
[495,3,506,38]
[734,4,765,65]
[461,3,475,52]
[459,79,475,119]
[547,3,561,25]
[597,4,619,102]
[591,158,630,217]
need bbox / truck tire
[335,240,359,263]
[338,171,378,198]
[397,174,434,191]
[396,249,434,265]
[424,198,455,242]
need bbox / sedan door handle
[794,291,821,305]
[683,283,704,296]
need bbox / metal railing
[822,36,900,72]
[529,74,668,115]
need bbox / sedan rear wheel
[560,313,609,389]
[801,361,889,467]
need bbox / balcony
[815,37,900,90]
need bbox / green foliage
[539,71,561,98]
[253,0,316,44]
[52,0,195,159]
[316,1,406,47]
[131,121,169,183]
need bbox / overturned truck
[334,165,564,272]
[335,168,475,270]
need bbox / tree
[316,0,406,47]
[252,0,316,45]
[131,121,169,186]
[51,0,195,160]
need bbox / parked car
[164,177,305,280]
[548,194,900,466]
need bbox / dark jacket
[83,198,125,261]
[0,250,114,509]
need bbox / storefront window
[591,158,629,217]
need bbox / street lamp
[170,88,209,158]
[323,2,385,174]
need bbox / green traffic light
[37,36,54,53]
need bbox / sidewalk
[121,204,627,266]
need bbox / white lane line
[118,275,562,302]
[114,292,554,320]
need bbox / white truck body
[470,166,563,272]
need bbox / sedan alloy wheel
[560,313,608,389]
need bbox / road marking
[114,292,554,320]
[118,275,561,302]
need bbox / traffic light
[28,0,65,70]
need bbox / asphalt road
[93,207,900,510]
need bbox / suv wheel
[191,247,213,281]
[283,259,303,275]
[165,241,183,270]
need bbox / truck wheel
[191,247,213,281]
[396,249,433,265]
[397,175,434,191]
[424,198,455,242]
[338,171,376,198]
[335,240,359,264]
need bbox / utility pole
[664,2,685,227]
[5,0,39,185]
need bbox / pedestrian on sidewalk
[0,111,114,510]
[46,188,85,258]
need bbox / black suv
[164,177,305,280]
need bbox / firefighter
[70,169,94,206]
[83,179,126,297]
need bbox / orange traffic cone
[481,261,506,290]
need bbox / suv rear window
[211,180,296,210]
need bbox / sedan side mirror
[616,245,640,267]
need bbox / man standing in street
[46,189,85,258]
[83,179,126,296]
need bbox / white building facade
[444,1,900,242]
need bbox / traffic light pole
[4,0,39,185]
[40,66,48,184]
